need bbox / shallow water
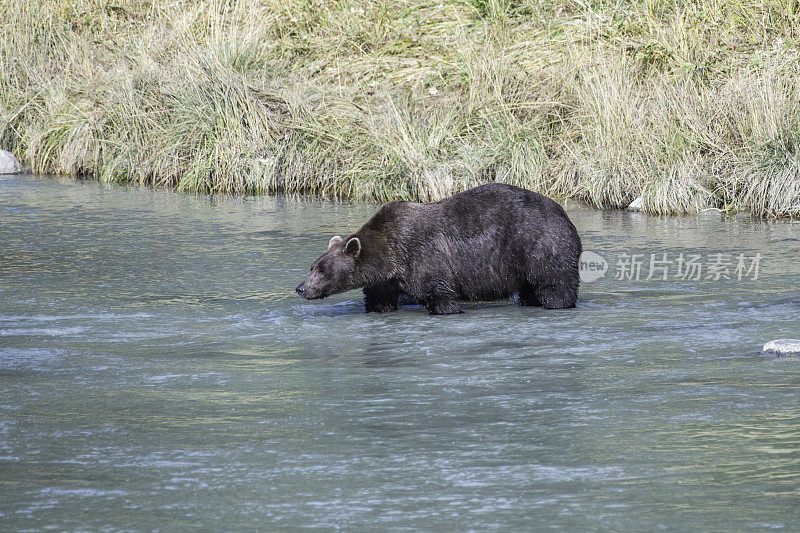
[1,174,799,530]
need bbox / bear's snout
[295,276,324,299]
[295,283,306,296]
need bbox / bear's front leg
[363,283,400,313]
[416,274,462,315]
[427,298,462,315]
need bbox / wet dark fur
[296,183,582,315]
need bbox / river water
[1,174,798,530]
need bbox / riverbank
[1,1,799,216]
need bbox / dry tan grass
[1,0,799,216]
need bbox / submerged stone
[0,150,22,174]
[762,339,800,357]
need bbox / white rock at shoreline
[762,339,800,357]
[627,196,643,211]
[0,150,22,174]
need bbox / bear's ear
[328,236,342,250]
[345,237,361,257]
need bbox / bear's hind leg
[518,282,542,307]
[533,277,578,309]
[364,283,400,313]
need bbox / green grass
[1,0,799,216]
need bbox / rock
[762,339,800,357]
[697,207,724,219]
[627,197,643,211]
[0,150,22,174]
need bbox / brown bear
[295,183,581,315]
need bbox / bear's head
[295,235,364,300]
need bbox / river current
[1,174,798,530]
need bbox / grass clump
[1,0,799,216]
